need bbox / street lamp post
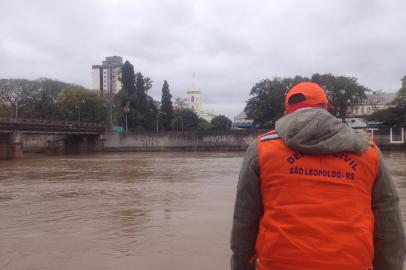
[123,102,130,132]
[77,98,85,124]
[156,117,159,133]
[157,111,167,133]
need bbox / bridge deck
[0,117,105,134]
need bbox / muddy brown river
[0,151,405,270]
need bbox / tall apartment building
[92,56,123,97]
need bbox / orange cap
[285,82,334,114]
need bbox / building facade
[186,80,201,114]
[199,111,217,123]
[92,56,123,97]
[352,92,395,117]
[185,77,219,122]
[233,111,253,129]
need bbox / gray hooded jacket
[230,108,406,270]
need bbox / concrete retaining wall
[12,128,406,155]
[370,127,406,149]
[0,143,8,159]
[21,134,65,153]
[104,131,257,151]
[104,128,406,152]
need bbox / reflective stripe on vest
[256,130,380,270]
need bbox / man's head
[285,82,334,114]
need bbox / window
[361,107,364,113]
[367,107,371,113]
[191,96,194,102]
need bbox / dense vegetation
[1,64,404,130]
[0,78,107,123]
[368,76,406,126]
[245,74,369,127]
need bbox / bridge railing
[0,117,104,129]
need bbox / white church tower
[187,74,201,114]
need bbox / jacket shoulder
[258,129,281,142]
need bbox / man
[231,82,405,270]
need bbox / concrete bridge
[0,117,105,160]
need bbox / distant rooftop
[187,79,201,93]
[102,56,123,66]
[365,92,396,104]
[92,56,123,69]
[235,111,247,118]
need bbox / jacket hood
[275,108,368,154]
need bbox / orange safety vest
[256,130,380,270]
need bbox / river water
[0,151,405,270]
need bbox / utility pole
[77,98,85,124]
[123,102,129,132]
[157,111,168,133]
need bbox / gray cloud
[1,0,406,117]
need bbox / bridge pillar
[11,131,23,158]
[0,133,10,160]
[87,134,104,152]
[65,135,82,155]
[0,131,23,160]
[47,139,66,154]
[65,134,104,154]
[78,136,89,153]
[95,134,104,152]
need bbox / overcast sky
[1,0,405,117]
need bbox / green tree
[245,74,370,127]
[115,60,157,131]
[172,109,199,131]
[369,75,406,126]
[20,78,71,119]
[393,75,406,109]
[159,80,174,130]
[0,104,8,117]
[245,76,308,127]
[113,89,130,121]
[197,118,210,131]
[173,97,187,111]
[130,72,157,131]
[401,75,406,89]
[368,107,405,126]
[311,74,369,119]
[57,87,108,123]
[0,79,39,117]
[114,61,136,129]
[210,115,232,131]
[120,61,136,98]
